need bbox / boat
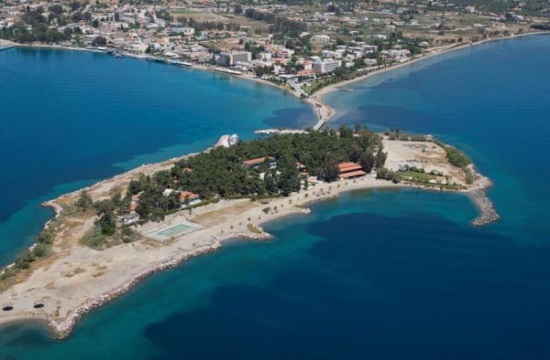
[168,60,193,67]
[214,68,243,75]
[169,60,186,66]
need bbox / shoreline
[313,31,550,122]
[0,139,496,339]
[0,34,517,337]
[7,30,548,128]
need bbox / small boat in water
[169,60,193,67]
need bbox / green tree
[14,250,35,269]
[375,144,387,169]
[33,243,49,257]
[91,35,107,47]
[97,210,116,236]
[321,160,339,182]
[339,125,354,138]
[359,152,376,173]
[76,191,93,211]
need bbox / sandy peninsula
[0,130,497,339]
[0,34,526,337]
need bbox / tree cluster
[443,145,472,168]
[376,167,401,183]
[175,17,242,32]
[128,127,385,221]
[244,9,306,37]
[92,35,107,47]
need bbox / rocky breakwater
[48,242,221,339]
[471,189,500,226]
[469,172,500,226]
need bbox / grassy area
[170,11,271,34]
[81,225,109,249]
[223,14,271,33]
[303,77,336,94]
[80,223,139,250]
[398,171,437,183]
[247,223,262,234]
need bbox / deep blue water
[0,47,315,264]
[1,36,550,359]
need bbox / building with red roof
[243,156,276,169]
[338,162,366,179]
[179,191,201,207]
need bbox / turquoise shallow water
[1,36,550,359]
[0,47,315,264]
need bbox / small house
[179,191,201,207]
[243,157,276,170]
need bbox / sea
[0,35,548,359]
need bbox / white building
[172,27,195,35]
[311,34,331,43]
[364,58,378,66]
[312,59,342,74]
[218,51,252,66]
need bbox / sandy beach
[0,169,396,338]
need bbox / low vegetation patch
[81,223,139,250]
[247,224,262,234]
[443,144,472,168]
[0,219,58,289]
[464,168,475,185]
[81,225,109,249]
[399,171,437,183]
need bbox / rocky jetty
[471,189,500,226]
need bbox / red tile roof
[338,162,363,173]
[243,157,274,166]
[179,191,200,202]
[339,170,366,179]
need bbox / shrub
[82,226,108,249]
[14,250,35,269]
[445,146,471,168]
[33,243,49,257]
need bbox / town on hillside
[1,0,549,94]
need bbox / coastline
[6,30,549,127]
[0,34,518,337]
[312,31,550,122]
[0,132,497,339]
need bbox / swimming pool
[156,223,192,238]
